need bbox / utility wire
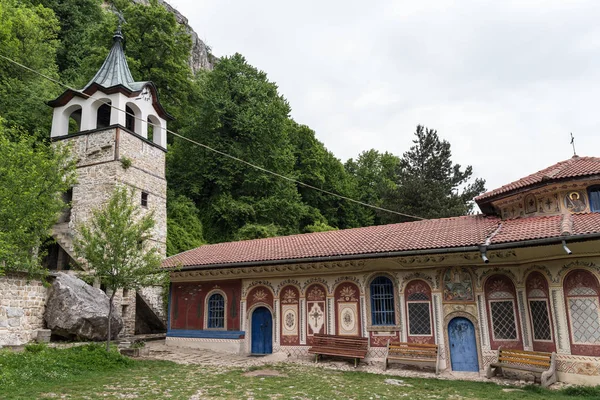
[0,54,426,221]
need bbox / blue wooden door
[251,307,272,354]
[448,317,479,372]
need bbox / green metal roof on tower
[84,28,147,92]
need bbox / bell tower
[46,28,169,334]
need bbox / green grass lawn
[2,344,600,400]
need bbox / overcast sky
[169,0,600,193]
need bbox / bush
[0,343,133,389]
[561,385,600,398]
[24,342,47,353]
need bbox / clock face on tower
[139,86,152,102]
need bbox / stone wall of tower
[57,126,167,257]
[53,126,167,336]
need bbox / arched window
[207,293,225,329]
[564,270,600,355]
[96,103,111,129]
[526,272,555,352]
[370,276,396,326]
[405,280,433,342]
[589,186,600,213]
[485,275,522,349]
[125,106,135,132]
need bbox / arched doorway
[251,307,272,354]
[448,317,479,372]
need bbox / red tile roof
[475,156,600,202]
[163,213,600,268]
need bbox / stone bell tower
[46,28,170,335]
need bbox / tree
[0,120,76,277]
[168,54,308,243]
[0,0,61,140]
[74,186,164,351]
[345,149,400,225]
[166,191,205,256]
[289,121,369,231]
[381,125,486,223]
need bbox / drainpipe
[562,240,573,255]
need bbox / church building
[164,156,600,385]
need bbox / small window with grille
[405,280,432,336]
[370,276,396,326]
[589,186,600,212]
[526,272,553,344]
[141,192,148,208]
[485,275,520,344]
[489,300,518,340]
[564,270,600,347]
[207,293,225,329]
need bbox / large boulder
[44,273,122,341]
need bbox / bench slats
[498,357,550,367]
[308,334,368,367]
[385,340,439,375]
[486,347,557,388]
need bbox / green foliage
[289,121,369,230]
[0,343,132,390]
[115,0,193,128]
[166,191,205,256]
[381,125,486,223]
[31,0,106,84]
[0,120,77,277]
[120,156,132,170]
[74,186,164,291]
[23,342,47,354]
[74,186,165,349]
[0,0,61,139]
[168,54,308,243]
[304,221,338,233]
[235,224,279,241]
[345,149,400,225]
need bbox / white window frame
[527,298,554,343]
[407,300,433,337]
[488,299,519,342]
[204,289,228,331]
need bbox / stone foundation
[0,273,48,346]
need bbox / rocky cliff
[130,0,216,73]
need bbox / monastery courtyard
[4,340,598,400]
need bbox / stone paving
[140,340,570,389]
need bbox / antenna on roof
[570,132,577,157]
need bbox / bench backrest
[498,348,552,368]
[387,341,438,358]
[313,334,368,350]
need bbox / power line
[0,54,426,221]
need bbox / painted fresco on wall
[443,267,474,302]
[524,194,537,214]
[170,280,242,331]
[247,285,274,310]
[306,284,327,343]
[335,282,361,336]
[564,191,587,213]
[280,285,300,345]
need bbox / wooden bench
[307,334,368,367]
[384,341,439,374]
[486,347,556,387]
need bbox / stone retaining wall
[0,274,48,346]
